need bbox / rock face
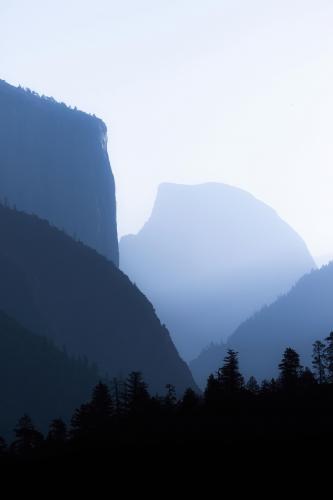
[0,204,196,395]
[0,79,118,265]
[120,183,315,360]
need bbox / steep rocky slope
[0,204,196,395]
[0,79,118,265]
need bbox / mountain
[0,309,99,439]
[189,342,228,389]
[0,79,118,265]
[120,183,315,359]
[0,204,196,395]
[315,253,333,268]
[191,263,333,386]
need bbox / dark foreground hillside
[0,310,99,439]
[0,204,196,395]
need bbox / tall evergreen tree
[111,377,126,416]
[70,403,92,437]
[246,376,260,394]
[278,347,302,390]
[71,382,113,437]
[312,340,326,384]
[163,384,177,410]
[47,418,67,443]
[324,332,333,383]
[260,379,271,394]
[204,374,221,408]
[0,437,7,455]
[12,414,43,454]
[125,372,150,414]
[90,381,114,421]
[180,388,201,413]
[299,367,316,388]
[217,349,244,392]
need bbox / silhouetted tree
[269,378,279,393]
[71,382,113,437]
[261,378,278,394]
[278,348,302,390]
[204,374,221,408]
[246,376,260,394]
[6,338,333,460]
[217,349,244,392]
[111,377,125,416]
[71,403,92,437]
[299,367,316,388]
[260,379,270,393]
[180,388,201,413]
[47,418,67,443]
[125,372,150,414]
[163,384,177,411]
[324,332,333,383]
[12,414,43,454]
[0,437,7,455]
[90,381,114,420]
[312,340,326,384]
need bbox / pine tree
[260,378,277,394]
[70,403,92,437]
[324,332,333,383]
[0,437,7,455]
[204,374,221,407]
[163,384,177,410]
[125,372,150,414]
[12,414,43,454]
[260,379,271,394]
[278,347,302,390]
[47,418,67,443]
[312,340,326,384]
[71,382,113,437]
[217,349,244,392]
[299,367,316,387]
[246,376,260,394]
[180,388,200,413]
[90,381,114,421]
[111,377,125,416]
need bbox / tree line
[2,332,333,461]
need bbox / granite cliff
[0,79,118,265]
[120,183,315,360]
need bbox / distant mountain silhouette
[0,309,99,439]
[191,263,333,386]
[0,79,118,265]
[189,342,228,389]
[120,183,315,359]
[0,204,196,395]
[314,253,333,268]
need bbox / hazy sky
[1,0,333,259]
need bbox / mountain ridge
[120,182,315,359]
[191,262,333,386]
[0,203,197,395]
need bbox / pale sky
[1,0,333,259]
